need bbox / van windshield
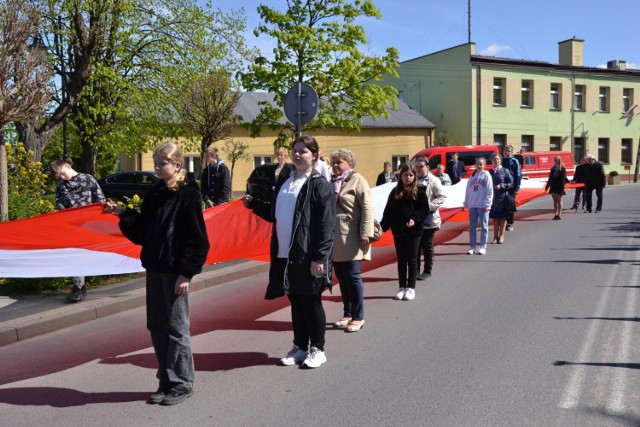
[457,151,496,168]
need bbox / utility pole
[468,0,471,43]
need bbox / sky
[210,0,640,69]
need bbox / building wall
[122,126,430,193]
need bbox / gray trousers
[146,270,194,390]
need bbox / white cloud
[479,44,513,57]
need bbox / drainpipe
[476,65,481,145]
[570,72,575,160]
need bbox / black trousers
[585,185,603,211]
[417,228,436,274]
[393,232,422,289]
[288,293,326,351]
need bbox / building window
[550,137,562,151]
[493,134,506,151]
[253,155,272,168]
[622,138,633,164]
[598,138,609,163]
[623,88,633,113]
[521,80,533,107]
[598,87,609,112]
[493,78,505,106]
[550,83,561,110]
[184,156,202,174]
[392,155,408,171]
[574,85,585,111]
[574,137,585,163]
[521,135,533,152]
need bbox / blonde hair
[554,155,565,169]
[205,146,219,156]
[153,142,187,191]
[50,160,71,173]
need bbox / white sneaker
[467,249,475,255]
[394,288,407,300]
[302,346,327,368]
[478,248,486,255]
[403,288,416,301]
[280,345,307,366]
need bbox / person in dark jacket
[583,154,606,213]
[376,160,397,186]
[243,135,335,369]
[570,156,587,211]
[106,142,210,406]
[446,152,467,185]
[200,146,231,207]
[502,145,521,231]
[380,163,430,301]
[544,155,568,220]
[489,154,514,244]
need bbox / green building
[389,39,640,175]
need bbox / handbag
[370,219,383,242]
[504,193,517,213]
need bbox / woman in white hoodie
[462,158,493,255]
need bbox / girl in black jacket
[380,163,429,301]
[545,155,568,220]
[243,136,335,369]
[106,142,210,405]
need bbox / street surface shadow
[101,352,278,372]
[579,406,640,427]
[554,360,640,370]
[0,387,148,407]
[554,316,640,322]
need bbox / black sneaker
[66,285,86,302]
[147,387,169,405]
[161,385,194,406]
[418,272,432,280]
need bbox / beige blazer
[333,172,374,262]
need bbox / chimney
[558,37,584,66]
[607,60,627,71]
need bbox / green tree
[222,137,250,187]
[434,131,455,146]
[239,0,400,146]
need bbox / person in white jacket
[462,158,493,255]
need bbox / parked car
[98,171,158,199]
[515,151,575,181]
[413,145,500,174]
[246,163,294,202]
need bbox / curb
[0,260,269,347]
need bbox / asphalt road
[1,183,639,427]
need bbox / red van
[413,145,500,174]
[514,151,575,181]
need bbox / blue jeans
[334,260,364,321]
[146,270,194,390]
[468,208,489,249]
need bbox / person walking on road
[570,156,587,211]
[330,148,373,333]
[105,142,210,406]
[243,136,335,369]
[51,160,105,302]
[583,154,606,213]
[463,158,493,255]
[380,163,430,301]
[413,156,446,280]
[545,155,568,220]
[489,154,514,244]
[200,146,231,207]
[502,145,521,231]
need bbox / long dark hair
[394,163,418,200]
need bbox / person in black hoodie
[243,136,335,369]
[583,154,606,213]
[106,142,210,406]
[201,146,231,207]
[380,163,430,301]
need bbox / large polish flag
[0,178,552,278]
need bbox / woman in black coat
[380,163,429,302]
[545,155,568,220]
[243,136,335,369]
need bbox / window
[597,138,609,163]
[392,155,408,171]
[550,83,561,110]
[493,78,505,106]
[623,88,633,113]
[521,80,533,107]
[622,138,633,163]
[184,156,201,174]
[598,87,609,112]
[521,135,534,152]
[574,137,585,163]
[253,156,272,168]
[550,137,562,151]
[574,85,585,111]
[493,134,506,151]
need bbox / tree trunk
[16,119,59,162]
[0,133,8,222]
[80,139,98,176]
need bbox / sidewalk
[0,259,269,347]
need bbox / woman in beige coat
[330,149,374,332]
